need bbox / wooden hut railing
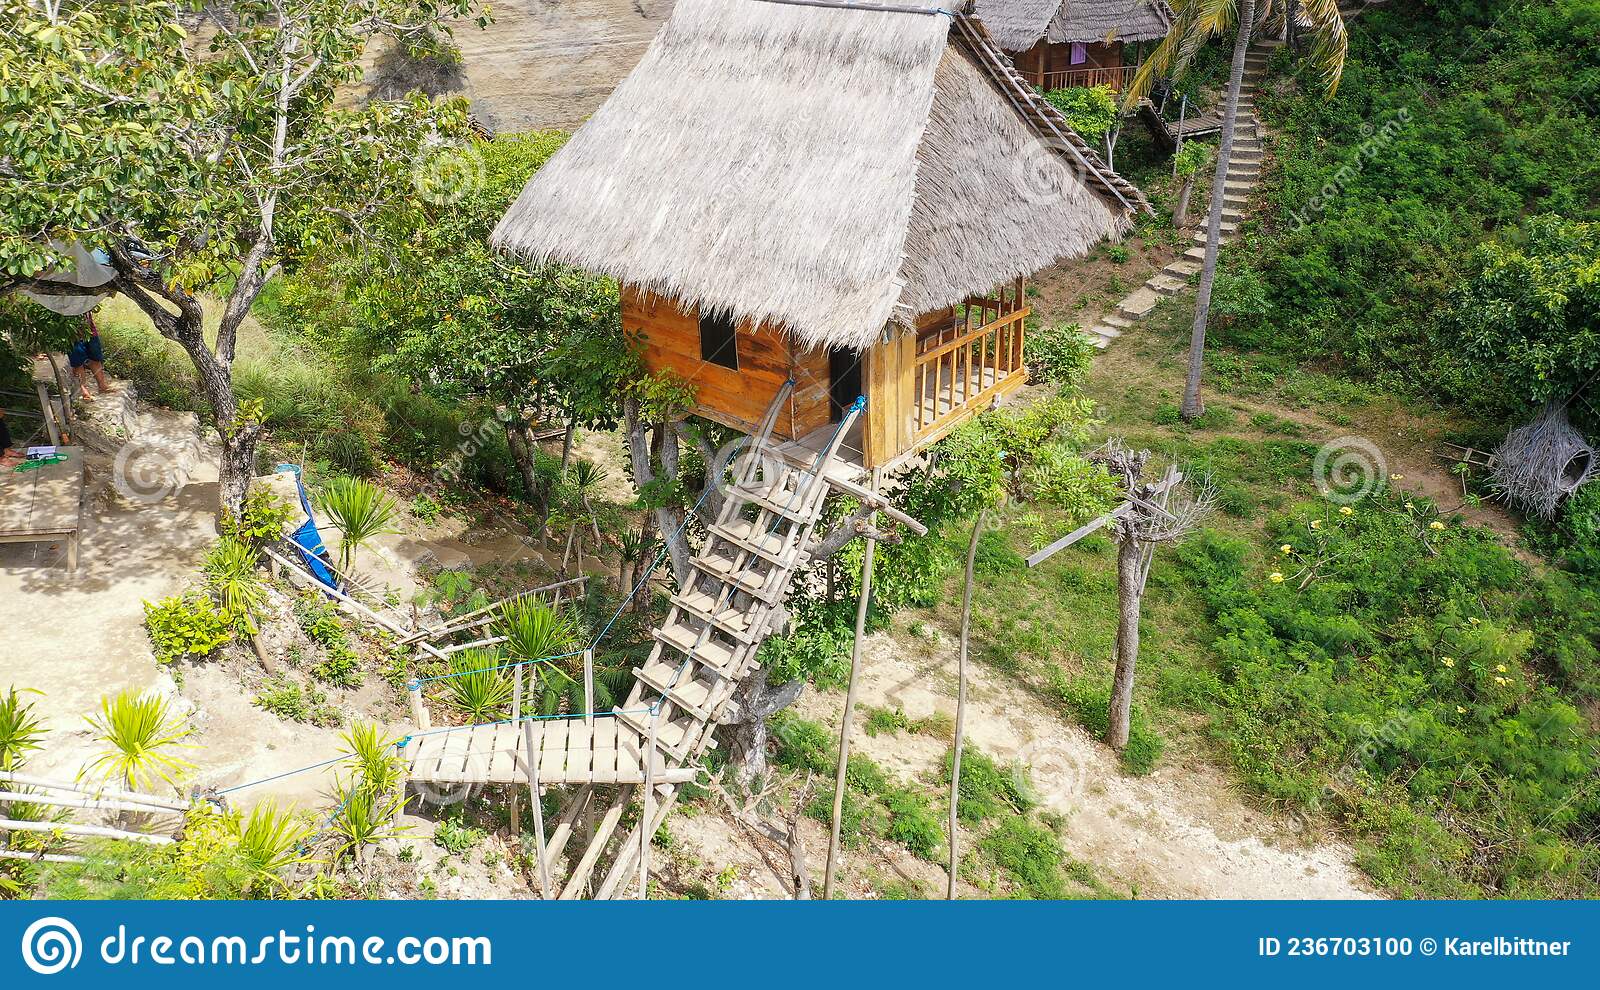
[1028,64,1138,92]
[912,279,1029,442]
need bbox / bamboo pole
[0,818,173,845]
[0,791,183,816]
[0,773,187,811]
[0,848,85,864]
[521,721,552,899]
[823,473,881,899]
[948,514,983,899]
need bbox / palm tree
[496,595,580,713]
[1126,0,1347,420]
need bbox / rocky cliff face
[371,0,675,133]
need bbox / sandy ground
[794,628,1377,900]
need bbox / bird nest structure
[1491,402,1597,521]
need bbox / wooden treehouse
[973,0,1173,92]
[493,0,1150,479]
[418,0,1155,900]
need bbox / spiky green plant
[234,800,315,885]
[315,477,398,573]
[203,536,267,633]
[496,595,579,709]
[329,782,404,868]
[439,648,514,724]
[80,690,195,793]
[339,721,405,801]
[0,687,44,771]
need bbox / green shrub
[253,676,338,726]
[883,787,944,861]
[143,593,234,664]
[1020,444,1121,516]
[1555,483,1600,578]
[1025,323,1096,389]
[771,713,834,775]
[980,814,1067,899]
[942,747,1033,825]
[864,706,911,737]
[1047,670,1165,776]
[438,648,513,724]
[1042,85,1117,141]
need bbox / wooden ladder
[556,385,864,899]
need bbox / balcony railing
[1028,64,1138,92]
[913,282,1028,441]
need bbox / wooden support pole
[559,787,633,899]
[511,666,523,837]
[0,791,183,816]
[824,475,880,899]
[0,773,188,811]
[583,648,595,726]
[640,708,657,900]
[521,721,552,899]
[949,514,982,899]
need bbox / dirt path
[795,629,1376,899]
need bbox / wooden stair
[407,382,865,898]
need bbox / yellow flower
[1310,519,1322,530]
[1441,656,1455,668]
[1404,501,1416,511]
[1468,617,1481,625]
[1280,544,1293,555]
[1496,664,1507,673]
[1391,474,1405,481]
[1269,572,1285,583]
[1339,506,1354,516]
[1457,706,1466,714]
[1429,520,1446,531]
[1494,676,1507,686]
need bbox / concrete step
[1164,259,1202,278]
[1184,246,1207,261]
[1117,286,1164,318]
[1088,324,1123,339]
[1103,314,1134,329]
[1147,273,1189,296]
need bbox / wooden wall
[621,285,831,441]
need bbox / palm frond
[79,690,195,793]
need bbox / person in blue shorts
[68,313,110,400]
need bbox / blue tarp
[277,464,339,592]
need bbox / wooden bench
[0,446,86,573]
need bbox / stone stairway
[1085,38,1279,349]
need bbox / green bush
[1025,323,1096,389]
[942,747,1033,825]
[1042,85,1117,141]
[143,593,234,664]
[1047,671,1165,776]
[980,814,1067,899]
[1555,483,1600,578]
[883,787,944,861]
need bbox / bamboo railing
[912,279,1029,441]
[1028,64,1138,92]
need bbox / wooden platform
[404,718,698,787]
[0,446,85,573]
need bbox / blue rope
[399,706,655,744]
[410,649,587,687]
[215,753,351,796]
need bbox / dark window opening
[699,311,739,370]
[829,347,862,422]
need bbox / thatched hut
[973,0,1173,92]
[492,0,1150,473]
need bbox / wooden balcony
[912,280,1029,444]
[1027,63,1138,93]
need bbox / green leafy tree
[0,0,482,517]
[293,133,637,515]
[1450,214,1600,409]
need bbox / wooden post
[35,383,60,446]
[640,707,657,900]
[824,472,880,899]
[949,514,983,899]
[583,648,595,726]
[521,721,552,898]
[407,675,430,732]
[511,665,523,837]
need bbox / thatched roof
[491,0,1143,353]
[975,0,1173,52]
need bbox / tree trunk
[622,399,691,584]
[633,510,657,616]
[1107,532,1142,750]
[823,522,876,900]
[1286,0,1301,51]
[184,335,257,521]
[1174,176,1195,227]
[1181,0,1256,422]
[722,667,805,786]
